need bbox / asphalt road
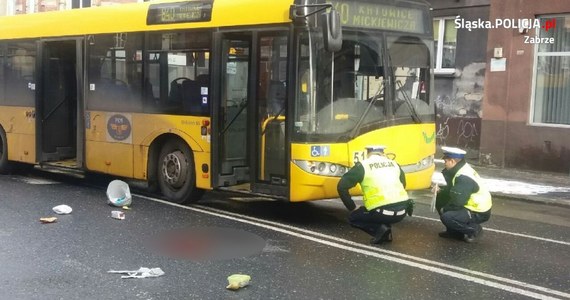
[0,170,569,300]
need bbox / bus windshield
[293,29,433,142]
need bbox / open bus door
[212,33,252,189]
[212,31,289,199]
[36,39,84,169]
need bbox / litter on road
[111,210,125,220]
[226,274,251,290]
[52,204,72,214]
[39,217,57,223]
[108,267,165,279]
[106,180,132,207]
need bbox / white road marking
[137,194,570,300]
[19,177,60,185]
[330,198,570,246]
[413,215,570,246]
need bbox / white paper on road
[108,267,165,279]
[52,205,72,214]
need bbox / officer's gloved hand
[406,199,415,216]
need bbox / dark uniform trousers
[436,191,491,235]
[349,202,408,236]
[440,208,491,235]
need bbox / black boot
[463,226,483,243]
[371,225,392,244]
[384,228,393,242]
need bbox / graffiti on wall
[435,63,485,154]
[436,117,481,151]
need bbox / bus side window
[146,31,211,115]
[5,43,36,107]
[142,78,156,109]
[196,74,209,86]
[168,78,183,105]
[268,80,286,115]
[165,77,201,114]
[87,33,143,112]
[180,79,202,114]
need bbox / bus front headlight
[293,160,349,177]
[401,155,434,173]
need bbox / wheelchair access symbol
[310,145,330,157]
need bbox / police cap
[365,145,386,154]
[441,146,466,159]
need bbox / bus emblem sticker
[107,114,132,143]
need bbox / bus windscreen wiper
[348,84,384,140]
[396,80,422,124]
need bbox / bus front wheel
[157,139,203,204]
[0,126,12,174]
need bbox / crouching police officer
[337,145,413,244]
[434,146,492,243]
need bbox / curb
[432,161,570,208]
[409,189,570,208]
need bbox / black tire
[0,126,13,174]
[157,139,204,204]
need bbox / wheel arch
[0,123,12,174]
[146,132,201,191]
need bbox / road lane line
[137,194,570,300]
[329,198,570,245]
[412,215,570,246]
[196,203,570,299]
[304,199,570,247]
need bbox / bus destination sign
[147,1,213,25]
[329,0,425,34]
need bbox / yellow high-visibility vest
[360,154,409,210]
[452,164,492,212]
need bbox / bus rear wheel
[0,126,13,174]
[157,139,203,204]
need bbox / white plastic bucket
[106,180,132,207]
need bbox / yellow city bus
[0,0,435,203]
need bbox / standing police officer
[434,146,492,243]
[337,145,413,244]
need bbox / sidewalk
[432,161,570,207]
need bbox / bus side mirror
[321,10,342,52]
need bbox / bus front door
[213,32,289,199]
[37,39,83,168]
[252,33,289,198]
[214,34,251,187]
